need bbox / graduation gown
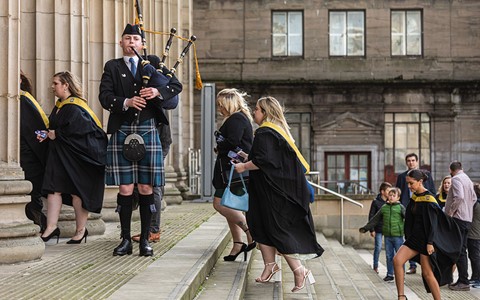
[42,98,108,213]
[19,91,49,181]
[405,192,462,291]
[246,126,324,258]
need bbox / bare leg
[213,196,250,254]
[394,245,417,299]
[42,192,62,238]
[420,254,441,300]
[71,195,88,240]
[256,243,280,281]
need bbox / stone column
[0,0,44,264]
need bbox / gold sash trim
[412,194,437,203]
[20,90,49,128]
[259,121,310,173]
[56,97,102,128]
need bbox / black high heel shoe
[243,229,256,252]
[224,242,247,261]
[41,227,60,243]
[66,228,89,244]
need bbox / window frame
[390,9,424,57]
[324,152,372,191]
[271,10,304,57]
[384,112,431,181]
[328,9,366,57]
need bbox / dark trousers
[468,238,480,281]
[454,218,472,284]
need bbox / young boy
[367,182,391,273]
[360,187,405,282]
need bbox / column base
[0,178,45,263]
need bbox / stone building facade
[193,0,480,191]
[1,0,196,263]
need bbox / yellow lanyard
[259,121,310,173]
[20,91,49,128]
[56,97,102,128]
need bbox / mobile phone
[228,150,244,162]
[35,130,47,139]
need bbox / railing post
[341,197,344,245]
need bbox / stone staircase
[195,231,480,300]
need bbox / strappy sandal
[291,265,316,292]
[255,262,280,283]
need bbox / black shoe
[41,227,60,243]
[66,228,89,244]
[113,238,133,256]
[223,242,247,262]
[383,275,394,282]
[139,239,153,256]
[245,241,257,252]
[449,282,470,291]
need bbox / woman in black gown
[39,71,107,244]
[234,96,323,292]
[393,169,461,300]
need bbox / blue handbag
[220,167,249,212]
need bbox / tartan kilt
[105,118,164,186]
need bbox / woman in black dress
[39,71,107,244]
[212,88,255,261]
[435,175,451,208]
[393,169,461,300]
[234,96,323,292]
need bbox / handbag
[123,133,146,162]
[219,157,249,188]
[220,167,249,212]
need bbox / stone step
[194,240,254,300]
[108,212,231,300]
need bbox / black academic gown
[19,92,49,186]
[42,101,108,213]
[246,127,324,257]
[405,192,462,292]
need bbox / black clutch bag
[123,133,146,162]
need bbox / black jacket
[99,56,182,134]
[368,194,385,233]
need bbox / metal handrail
[308,181,363,245]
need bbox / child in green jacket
[360,187,405,282]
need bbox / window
[272,11,303,56]
[391,10,422,56]
[384,113,431,183]
[286,112,311,164]
[325,152,371,194]
[329,10,365,56]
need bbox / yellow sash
[20,90,49,128]
[437,193,446,203]
[56,97,102,128]
[412,194,438,203]
[259,121,310,173]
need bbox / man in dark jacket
[395,153,436,274]
[99,24,182,257]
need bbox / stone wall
[192,0,480,187]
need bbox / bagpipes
[133,0,201,90]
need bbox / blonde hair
[216,88,253,123]
[53,71,85,100]
[257,96,293,140]
[437,175,452,195]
